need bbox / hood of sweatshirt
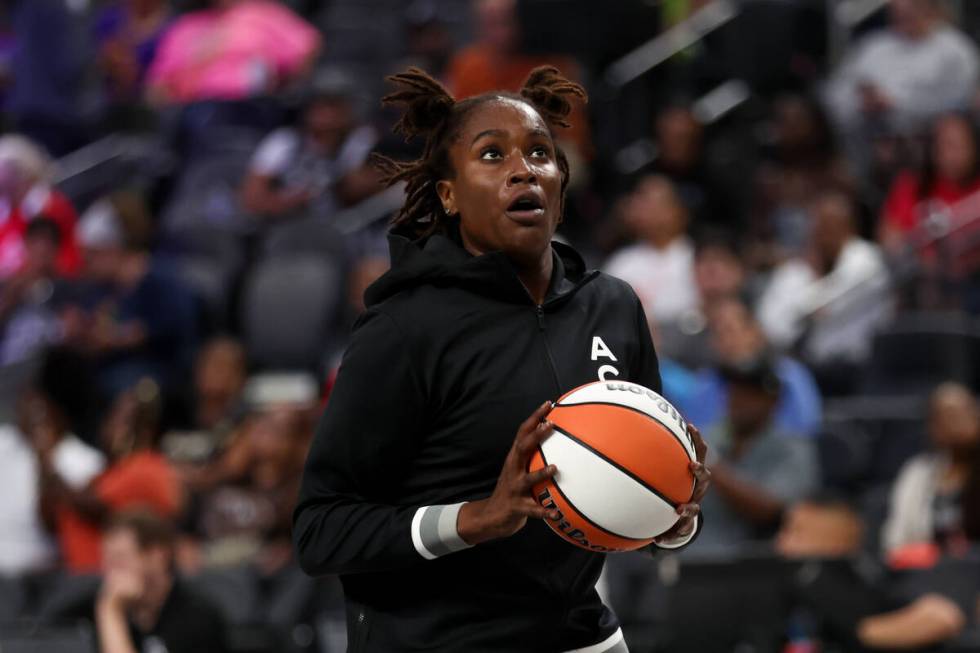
[364,225,597,308]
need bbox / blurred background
[0,0,979,651]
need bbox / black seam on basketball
[538,446,650,542]
[555,401,695,461]
[549,424,684,509]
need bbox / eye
[480,147,502,160]
[530,145,551,159]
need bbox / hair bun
[520,66,587,130]
[381,67,456,140]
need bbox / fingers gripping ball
[529,381,697,552]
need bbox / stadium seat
[0,574,26,624]
[241,255,342,370]
[161,153,258,238]
[185,566,259,626]
[861,312,980,394]
[0,625,95,653]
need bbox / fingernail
[549,511,560,520]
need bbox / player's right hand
[456,401,559,545]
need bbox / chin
[502,228,553,267]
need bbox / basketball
[528,381,697,552]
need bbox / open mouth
[505,193,546,222]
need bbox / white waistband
[564,628,625,653]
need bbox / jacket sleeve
[293,310,470,576]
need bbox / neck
[516,249,553,305]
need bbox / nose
[508,156,536,186]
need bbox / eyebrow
[470,127,553,146]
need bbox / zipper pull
[536,305,545,330]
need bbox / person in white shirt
[603,175,699,328]
[825,0,979,168]
[757,189,891,383]
[0,388,104,574]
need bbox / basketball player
[293,67,710,652]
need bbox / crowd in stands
[0,0,980,651]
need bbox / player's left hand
[654,423,710,546]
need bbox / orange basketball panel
[548,403,694,505]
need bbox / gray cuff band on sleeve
[411,502,474,560]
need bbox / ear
[435,179,456,216]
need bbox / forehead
[457,97,551,141]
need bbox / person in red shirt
[446,0,591,160]
[879,112,980,256]
[0,135,81,279]
[37,377,182,573]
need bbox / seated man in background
[778,498,977,652]
[240,68,380,221]
[49,510,227,653]
[687,356,819,554]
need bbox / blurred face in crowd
[932,114,977,184]
[476,0,519,54]
[809,192,856,273]
[655,107,702,172]
[82,244,125,285]
[22,223,60,277]
[776,502,864,559]
[727,381,778,437]
[708,297,766,364]
[695,244,745,303]
[437,98,563,270]
[101,380,160,458]
[195,338,246,406]
[306,97,355,153]
[16,389,65,450]
[889,0,940,38]
[928,383,980,455]
[102,527,171,602]
[622,176,687,248]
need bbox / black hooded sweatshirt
[293,229,671,652]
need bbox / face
[929,386,980,452]
[101,390,139,456]
[622,176,687,246]
[774,96,817,151]
[102,529,169,597]
[437,98,562,268]
[809,194,853,268]
[82,245,124,284]
[195,339,246,401]
[305,98,354,152]
[695,245,745,301]
[933,115,976,183]
[889,0,934,37]
[23,233,59,275]
[709,299,765,364]
[476,0,518,53]
[727,382,777,435]
[655,107,702,170]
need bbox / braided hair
[371,66,587,239]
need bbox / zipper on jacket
[536,305,562,395]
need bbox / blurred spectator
[49,510,228,652]
[7,0,101,155]
[41,378,182,573]
[179,405,308,574]
[0,219,72,364]
[753,94,854,262]
[756,189,890,393]
[688,356,819,554]
[0,135,81,279]
[879,112,980,257]
[446,0,590,159]
[604,175,698,328]
[665,297,823,438]
[882,382,979,563]
[192,337,247,434]
[400,0,455,82]
[94,0,173,104]
[646,104,739,233]
[241,68,380,220]
[68,191,198,398]
[0,387,104,574]
[780,501,976,652]
[145,0,320,106]
[825,0,978,169]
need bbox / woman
[882,382,979,564]
[879,112,980,256]
[293,67,710,652]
